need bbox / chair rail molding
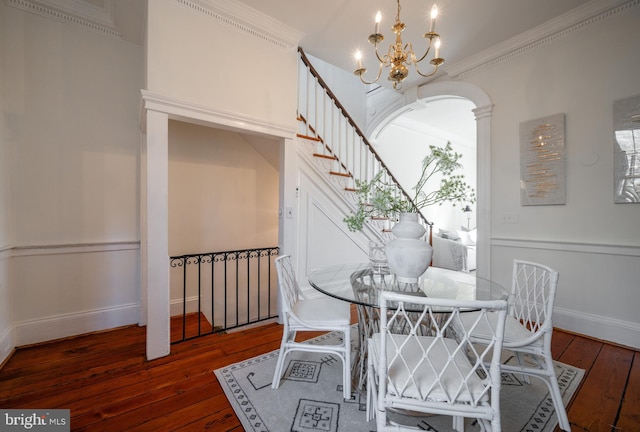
[491,237,640,257]
[11,241,140,257]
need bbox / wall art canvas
[520,113,566,205]
[613,95,640,203]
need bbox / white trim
[554,307,640,350]
[14,303,140,347]
[174,0,302,50]
[492,237,640,257]
[0,326,15,366]
[11,241,139,257]
[445,0,640,79]
[170,296,200,317]
[140,90,296,140]
[0,246,12,261]
[6,0,125,40]
[369,81,494,280]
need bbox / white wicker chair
[271,255,352,399]
[459,259,570,431]
[367,290,508,431]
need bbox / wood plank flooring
[0,313,638,432]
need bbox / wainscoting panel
[491,238,640,349]
[10,242,141,347]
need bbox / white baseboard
[0,325,15,366]
[170,296,200,317]
[14,303,140,347]
[554,307,640,350]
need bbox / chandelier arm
[413,39,435,64]
[357,62,385,85]
[413,62,440,78]
[374,43,388,65]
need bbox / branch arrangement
[343,142,475,232]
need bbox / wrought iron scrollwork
[169,246,280,344]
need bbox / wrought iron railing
[169,246,279,343]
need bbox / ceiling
[17,0,602,90]
[236,0,593,89]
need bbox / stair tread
[329,171,352,178]
[313,153,337,160]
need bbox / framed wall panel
[613,95,640,204]
[519,113,566,206]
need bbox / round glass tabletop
[308,263,508,309]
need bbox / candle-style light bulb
[355,51,363,69]
[430,5,438,32]
[375,11,381,34]
[434,37,441,58]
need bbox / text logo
[1,410,70,431]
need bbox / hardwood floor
[0,313,638,432]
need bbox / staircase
[296,47,431,245]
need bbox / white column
[473,104,493,281]
[276,137,298,324]
[143,109,170,360]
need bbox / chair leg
[453,415,465,431]
[515,351,531,384]
[366,343,377,422]
[544,354,571,432]
[271,346,288,390]
[342,329,351,399]
[271,328,291,390]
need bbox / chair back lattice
[376,291,508,415]
[274,255,300,314]
[510,260,559,335]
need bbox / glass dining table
[308,262,508,391]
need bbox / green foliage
[343,172,411,232]
[343,142,476,232]
[410,142,476,210]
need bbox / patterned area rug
[214,328,583,432]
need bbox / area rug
[214,328,584,432]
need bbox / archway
[369,81,493,278]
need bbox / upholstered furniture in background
[431,228,476,272]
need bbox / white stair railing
[297,48,432,240]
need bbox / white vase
[385,212,433,283]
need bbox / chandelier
[354,0,444,90]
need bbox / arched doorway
[371,97,477,231]
[368,81,493,278]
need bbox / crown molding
[445,0,640,79]
[175,0,303,50]
[6,0,124,39]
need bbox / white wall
[465,7,640,348]
[168,121,279,256]
[2,3,144,349]
[0,0,12,363]
[373,97,477,232]
[167,121,279,312]
[306,54,368,129]
[143,0,299,357]
[146,0,298,130]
